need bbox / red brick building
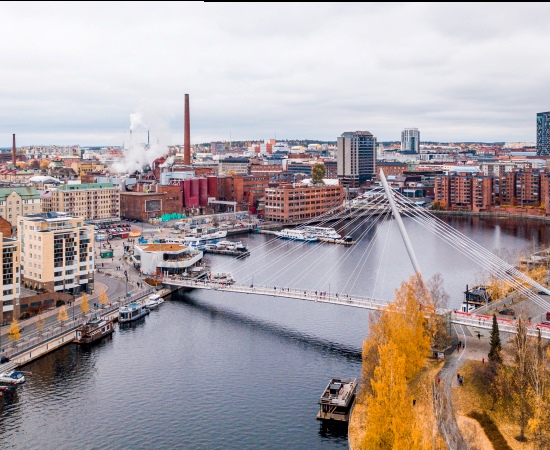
[264,183,344,222]
[120,192,180,221]
[434,172,493,212]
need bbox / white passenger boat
[0,370,25,385]
[183,227,228,243]
[302,226,341,240]
[274,229,318,242]
[119,302,149,323]
[144,294,164,310]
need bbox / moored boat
[144,294,164,310]
[119,302,150,323]
[74,318,115,345]
[274,229,318,242]
[317,377,357,422]
[0,370,25,385]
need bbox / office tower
[337,131,376,188]
[537,111,550,156]
[401,128,420,153]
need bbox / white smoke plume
[111,108,171,174]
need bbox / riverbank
[432,209,550,223]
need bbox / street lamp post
[72,288,76,321]
[124,270,128,298]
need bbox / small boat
[75,318,115,345]
[274,229,318,242]
[317,377,357,422]
[119,302,150,323]
[144,294,164,310]
[0,370,25,385]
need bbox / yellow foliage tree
[39,159,51,169]
[15,161,27,169]
[365,275,432,380]
[80,293,89,314]
[362,341,424,450]
[7,319,21,342]
[99,290,108,306]
[58,305,69,322]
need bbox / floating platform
[317,377,358,422]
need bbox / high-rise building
[18,213,94,294]
[401,128,420,153]
[337,131,376,188]
[537,111,550,156]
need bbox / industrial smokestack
[184,93,191,166]
[12,134,16,167]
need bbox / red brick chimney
[12,134,16,167]
[184,94,191,166]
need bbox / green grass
[468,411,512,450]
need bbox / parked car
[499,308,515,316]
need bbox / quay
[0,287,173,372]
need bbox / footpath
[435,324,493,449]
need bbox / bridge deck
[163,278,550,339]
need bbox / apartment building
[499,169,540,206]
[18,213,94,294]
[434,172,493,212]
[0,233,20,324]
[0,187,42,226]
[42,183,120,221]
[264,183,344,222]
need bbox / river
[1,216,548,449]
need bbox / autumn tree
[508,317,532,442]
[58,305,69,323]
[80,293,89,314]
[528,329,549,450]
[425,273,451,350]
[39,159,51,170]
[7,319,21,342]
[362,342,424,450]
[310,163,326,185]
[36,315,45,334]
[99,290,108,306]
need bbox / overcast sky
[1,2,550,147]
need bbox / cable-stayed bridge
[164,170,550,338]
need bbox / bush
[19,312,31,320]
[467,411,512,450]
[56,300,65,307]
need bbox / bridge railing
[161,277,392,310]
[451,311,550,339]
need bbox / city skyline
[2,3,550,146]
